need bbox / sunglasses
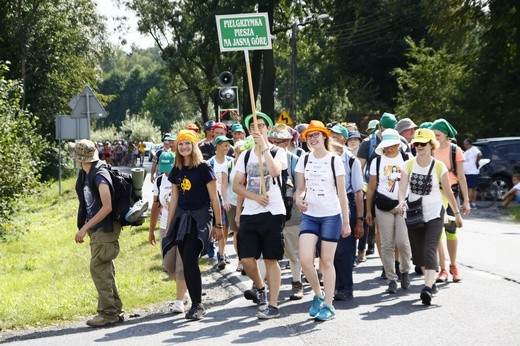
[269,139,288,145]
[306,132,322,140]
[415,142,430,147]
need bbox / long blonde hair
[174,141,204,169]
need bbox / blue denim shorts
[300,213,342,242]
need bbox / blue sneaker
[309,293,325,317]
[315,304,336,321]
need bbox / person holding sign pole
[233,112,288,320]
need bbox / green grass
[507,205,520,222]
[0,177,206,331]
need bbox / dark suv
[474,137,520,199]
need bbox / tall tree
[0,0,109,180]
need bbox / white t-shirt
[295,152,345,217]
[407,158,448,223]
[514,182,520,199]
[463,146,481,175]
[235,144,288,216]
[208,156,232,193]
[370,154,406,200]
[152,173,173,229]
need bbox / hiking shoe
[386,280,398,294]
[309,293,325,317]
[436,269,448,283]
[244,285,258,303]
[334,290,353,301]
[357,251,367,263]
[169,300,184,314]
[289,281,304,300]
[185,303,205,320]
[217,255,226,270]
[256,288,268,311]
[420,286,432,305]
[450,264,462,282]
[315,305,336,321]
[236,262,244,272]
[86,314,120,327]
[257,305,280,319]
[401,272,410,290]
[125,200,149,223]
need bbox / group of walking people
[71,110,473,327]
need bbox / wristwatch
[357,216,364,221]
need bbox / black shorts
[237,212,285,260]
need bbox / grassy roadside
[508,205,520,222]
[0,177,196,331]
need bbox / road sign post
[216,12,272,195]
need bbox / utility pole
[290,23,297,122]
[289,14,329,124]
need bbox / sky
[94,0,155,52]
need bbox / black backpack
[243,147,293,221]
[91,162,142,227]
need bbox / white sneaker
[169,300,184,313]
[125,200,149,223]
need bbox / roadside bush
[0,63,45,237]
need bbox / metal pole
[86,87,91,140]
[290,22,297,122]
[58,139,62,195]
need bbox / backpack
[243,147,294,221]
[208,155,233,176]
[91,162,143,227]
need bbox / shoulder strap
[269,146,279,158]
[349,157,355,170]
[450,143,457,175]
[331,155,338,192]
[435,160,442,181]
[303,153,310,169]
[244,149,252,168]
[369,133,377,158]
[407,158,415,176]
[422,160,436,194]
[376,156,382,184]
[156,175,163,193]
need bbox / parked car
[474,137,520,199]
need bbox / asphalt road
[2,162,519,345]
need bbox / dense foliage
[1,0,518,222]
[0,64,45,230]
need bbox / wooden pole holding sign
[243,50,266,195]
[216,12,272,196]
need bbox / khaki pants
[90,223,122,318]
[375,207,411,282]
[283,207,302,282]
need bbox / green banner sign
[216,13,272,52]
